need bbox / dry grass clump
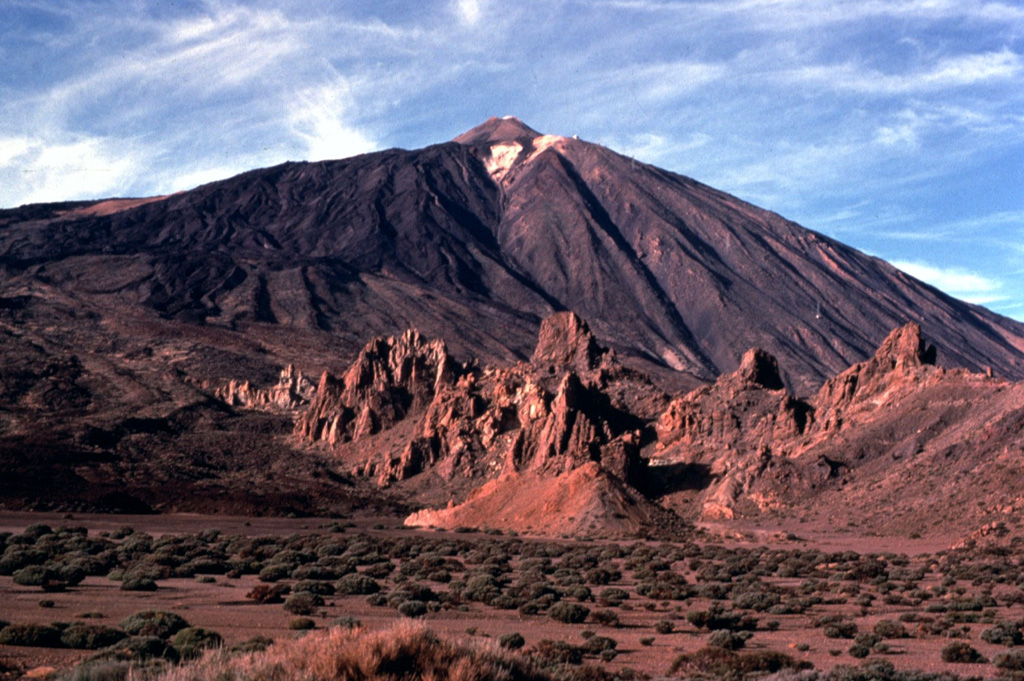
[157,621,551,681]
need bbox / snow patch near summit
[485,142,523,180]
[528,134,568,161]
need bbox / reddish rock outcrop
[369,315,646,490]
[295,329,456,446]
[285,311,667,535]
[405,462,686,538]
[652,347,813,519]
[530,311,605,372]
[811,322,936,433]
[215,364,315,412]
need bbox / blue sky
[2,0,1023,320]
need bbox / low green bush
[96,635,179,663]
[940,641,985,663]
[823,621,858,639]
[994,649,1024,671]
[980,621,1024,646]
[335,573,380,595]
[0,623,62,647]
[654,619,674,634]
[708,630,752,650]
[60,623,126,649]
[670,646,807,677]
[283,592,324,616]
[119,611,189,638]
[873,620,907,639]
[549,602,589,624]
[170,627,223,660]
[246,583,290,604]
[499,632,525,650]
[397,600,428,618]
[12,565,58,587]
[229,636,274,654]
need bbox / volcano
[2,116,1023,517]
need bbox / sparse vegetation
[6,518,1024,681]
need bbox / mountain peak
[454,116,543,147]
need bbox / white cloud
[611,131,713,164]
[891,260,1005,304]
[456,0,484,26]
[792,49,1022,95]
[288,80,377,162]
[598,0,1024,30]
[875,124,919,148]
[0,134,140,206]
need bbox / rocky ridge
[219,313,1024,537]
[281,312,668,535]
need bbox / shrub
[549,602,589,624]
[336,573,381,595]
[565,585,592,602]
[292,565,339,581]
[257,564,291,582]
[119,611,189,638]
[462,574,502,603]
[398,600,428,618]
[598,587,629,605]
[994,649,1024,671]
[654,620,674,634]
[581,635,617,654]
[294,580,336,596]
[980,621,1024,646]
[388,583,438,608]
[940,641,985,663]
[823,621,858,639]
[0,623,62,647]
[708,630,752,650]
[670,646,806,677]
[120,575,157,591]
[332,616,361,630]
[848,643,871,658]
[533,639,584,665]
[283,592,324,616]
[687,605,758,631]
[95,635,179,663]
[171,627,223,660]
[60,623,126,649]
[590,609,620,627]
[230,636,275,654]
[12,565,58,587]
[854,632,880,648]
[732,591,781,612]
[246,583,290,604]
[873,620,907,639]
[499,632,526,650]
[639,636,655,646]
[289,617,316,631]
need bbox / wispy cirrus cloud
[791,49,1023,94]
[891,260,1006,305]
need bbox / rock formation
[652,347,813,518]
[810,322,937,434]
[214,364,315,412]
[530,311,606,372]
[295,329,456,447]
[283,311,663,535]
